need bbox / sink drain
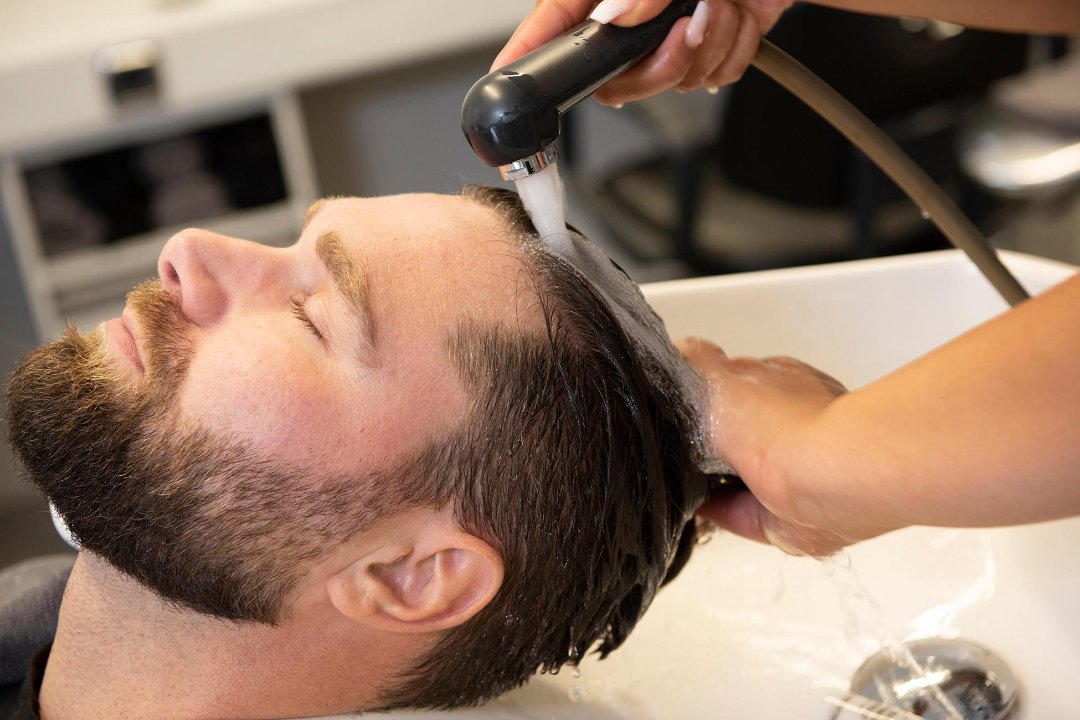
[837,638,1019,720]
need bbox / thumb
[675,336,728,370]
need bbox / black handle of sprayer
[510,0,699,111]
[462,0,698,167]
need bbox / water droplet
[568,685,587,703]
[571,666,582,679]
[920,209,931,220]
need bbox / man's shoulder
[0,554,73,690]
[0,679,31,719]
[0,644,48,720]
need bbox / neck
[40,553,419,720]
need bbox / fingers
[681,336,859,556]
[495,0,788,103]
[673,335,718,357]
[593,16,696,106]
[597,0,765,101]
[675,336,729,371]
[677,337,847,397]
[698,488,850,557]
[677,1,738,91]
[494,0,767,104]
[492,0,594,69]
[762,356,848,395]
[704,3,760,88]
[492,0,672,70]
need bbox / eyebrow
[315,230,377,357]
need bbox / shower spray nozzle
[462,0,698,180]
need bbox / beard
[4,280,346,624]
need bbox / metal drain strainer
[839,638,1019,720]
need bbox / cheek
[174,328,358,466]
[169,321,468,477]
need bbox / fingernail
[707,86,720,95]
[611,103,625,110]
[590,0,637,24]
[685,0,709,48]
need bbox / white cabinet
[1,93,316,339]
[0,0,530,339]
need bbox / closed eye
[290,296,324,341]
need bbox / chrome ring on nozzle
[499,145,559,181]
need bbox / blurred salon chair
[957,51,1080,261]
[564,6,1031,275]
[960,52,1080,199]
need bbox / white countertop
[0,0,532,153]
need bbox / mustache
[126,279,192,386]
[5,278,193,483]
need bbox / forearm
[806,273,1080,532]
[805,0,1080,34]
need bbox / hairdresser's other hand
[678,337,895,556]
[493,0,795,106]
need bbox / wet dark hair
[375,186,711,709]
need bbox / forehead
[305,193,496,243]
[303,193,545,336]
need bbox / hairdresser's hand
[493,0,795,106]
[678,337,895,556]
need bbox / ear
[326,512,503,634]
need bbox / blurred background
[1,0,1078,566]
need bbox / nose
[157,229,282,327]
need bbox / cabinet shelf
[2,92,317,340]
[45,201,299,293]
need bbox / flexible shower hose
[751,40,1029,307]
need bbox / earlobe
[327,522,503,634]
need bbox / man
[2,187,711,718]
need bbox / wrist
[783,394,907,544]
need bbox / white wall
[301,43,514,198]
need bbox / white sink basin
[348,249,1078,719]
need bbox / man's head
[6,187,710,710]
